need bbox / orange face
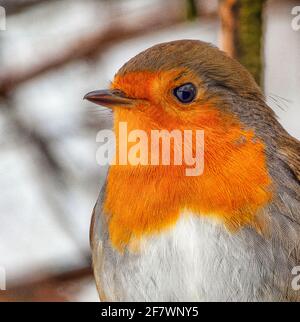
[90,69,273,251]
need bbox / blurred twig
[0,0,52,15]
[0,264,92,301]
[2,97,91,261]
[219,0,239,58]
[219,0,266,86]
[0,5,203,96]
[186,0,198,21]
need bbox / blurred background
[0,0,299,301]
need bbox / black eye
[173,83,196,103]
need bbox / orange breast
[102,72,272,251]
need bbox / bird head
[85,40,279,250]
[84,39,268,131]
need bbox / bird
[84,40,300,301]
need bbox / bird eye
[173,83,196,103]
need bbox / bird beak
[84,89,134,109]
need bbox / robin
[84,40,300,301]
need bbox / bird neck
[103,108,273,252]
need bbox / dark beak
[84,89,134,108]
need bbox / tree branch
[0,0,52,15]
[1,264,92,301]
[0,7,188,95]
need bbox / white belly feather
[93,211,288,301]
